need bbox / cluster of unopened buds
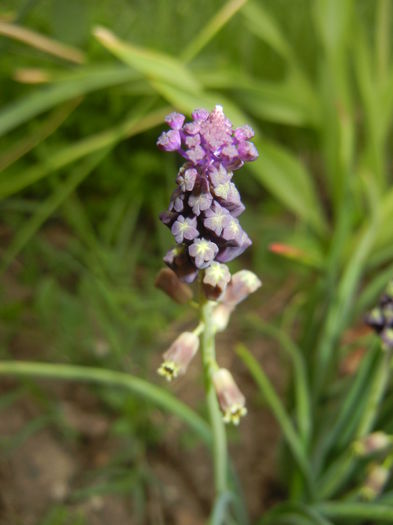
[155,105,261,425]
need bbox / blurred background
[1,0,393,524]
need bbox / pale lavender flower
[157,129,181,151]
[188,189,213,216]
[203,202,230,236]
[171,215,199,243]
[165,112,185,130]
[176,166,197,192]
[188,238,218,269]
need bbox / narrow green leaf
[182,0,248,63]
[242,2,294,63]
[236,344,313,488]
[0,106,169,199]
[151,80,249,125]
[93,26,200,93]
[246,315,312,448]
[0,66,138,138]
[249,139,327,235]
[0,98,80,171]
[0,150,109,274]
[314,501,393,521]
[259,503,334,525]
[0,360,211,446]
[313,0,354,56]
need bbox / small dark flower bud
[213,368,247,425]
[202,262,231,300]
[164,247,198,283]
[221,270,262,306]
[155,268,193,304]
[365,281,393,348]
[365,307,384,331]
[158,332,199,381]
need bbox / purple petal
[165,112,185,130]
[237,141,259,162]
[157,130,181,151]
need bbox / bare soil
[0,259,289,525]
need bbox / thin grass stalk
[0,361,211,445]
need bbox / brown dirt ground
[0,255,290,525]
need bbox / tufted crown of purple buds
[157,105,258,282]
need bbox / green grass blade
[0,98,80,172]
[375,0,391,82]
[0,66,138,138]
[249,139,327,235]
[0,360,211,446]
[181,0,248,63]
[259,503,334,525]
[0,20,85,63]
[238,76,320,128]
[236,344,313,489]
[314,502,393,521]
[151,81,249,125]
[242,1,294,63]
[93,27,200,93]
[0,105,169,199]
[0,149,109,274]
[245,315,312,448]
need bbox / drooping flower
[203,262,231,300]
[155,268,193,304]
[212,368,247,425]
[158,332,199,381]
[221,270,262,306]
[157,105,258,281]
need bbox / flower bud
[158,332,199,381]
[212,368,247,425]
[361,463,390,500]
[212,303,234,332]
[221,270,262,307]
[203,262,231,300]
[354,432,392,456]
[155,268,193,304]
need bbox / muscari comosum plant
[154,105,261,500]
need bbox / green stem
[201,299,228,495]
[0,360,211,445]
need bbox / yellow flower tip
[157,361,179,382]
[223,405,247,426]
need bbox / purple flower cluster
[365,281,393,348]
[157,105,258,282]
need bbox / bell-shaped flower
[158,332,199,381]
[213,368,247,425]
[202,262,231,300]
